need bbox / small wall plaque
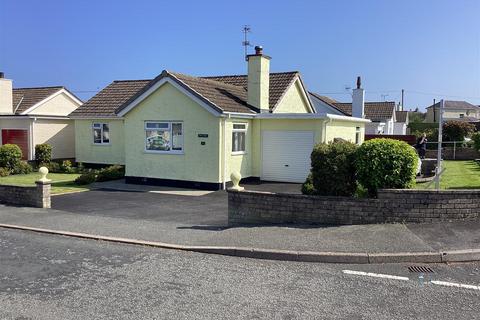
[198,134,208,138]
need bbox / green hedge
[302,141,358,196]
[356,139,418,195]
[35,144,52,164]
[0,144,22,171]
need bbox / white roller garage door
[262,130,314,183]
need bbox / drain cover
[408,266,434,273]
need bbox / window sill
[231,151,247,156]
[144,150,184,155]
[92,143,111,146]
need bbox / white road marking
[342,270,410,281]
[431,280,480,291]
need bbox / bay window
[145,121,183,153]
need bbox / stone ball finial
[229,171,244,191]
[38,166,51,183]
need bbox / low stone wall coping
[228,188,480,226]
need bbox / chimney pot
[254,45,263,55]
[356,76,361,89]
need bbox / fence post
[453,141,456,160]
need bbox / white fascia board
[20,88,82,115]
[116,77,222,117]
[255,113,328,119]
[69,116,124,120]
[326,114,371,123]
[0,115,71,120]
[222,112,256,119]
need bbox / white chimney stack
[352,76,364,118]
[0,72,13,115]
[247,46,270,112]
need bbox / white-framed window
[145,121,183,153]
[355,126,361,145]
[93,123,110,144]
[232,123,247,154]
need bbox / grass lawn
[0,172,90,195]
[415,160,480,189]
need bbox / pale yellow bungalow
[70,47,369,190]
[0,73,82,160]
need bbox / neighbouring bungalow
[0,72,83,160]
[310,80,398,135]
[425,100,480,123]
[70,46,369,190]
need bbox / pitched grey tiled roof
[69,80,151,118]
[333,101,396,121]
[12,86,64,114]
[395,111,408,123]
[204,72,299,111]
[427,100,480,110]
[70,70,300,117]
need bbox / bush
[303,141,358,196]
[472,132,480,151]
[12,161,33,175]
[356,138,418,196]
[74,170,97,185]
[35,144,52,164]
[96,165,125,182]
[442,121,475,141]
[40,161,61,173]
[0,167,10,177]
[0,144,22,171]
[301,174,316,195]
[60,160,75,173]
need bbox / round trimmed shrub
[35,144,52,164]
[303,141,358,196]
[12,161,33,175]
[0,144,22,171]
[356,138,418,195]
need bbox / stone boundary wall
[228,189,480,226]
[0,182,51,208]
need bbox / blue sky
[1,0,479,110]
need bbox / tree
[442,121,475,141]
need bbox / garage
[1,129,29,160]
[261,130,314,183]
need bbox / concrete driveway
[52,189,228,226]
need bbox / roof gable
[13,86,64,114]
